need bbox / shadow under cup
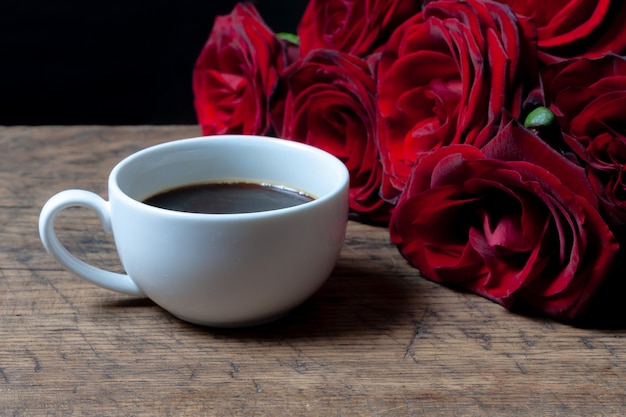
[109,135,350,326]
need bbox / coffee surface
[143,182,314,214]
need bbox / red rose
[495,0,626,64]
[390,121,618,320]
[541,54,626,234]
[297,0,423,57]
[192,4,287,135]
[271,49,393,223]
[376,0,538,202]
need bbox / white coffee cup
[39,135,349,327]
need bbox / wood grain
[1,126,625,416]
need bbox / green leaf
[276,32,299,45]
[524,106,556,129]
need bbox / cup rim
[109,134,350,219]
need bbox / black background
[0,1,308,125]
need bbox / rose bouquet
[192,0,626,323]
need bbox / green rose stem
[277,32,299,45]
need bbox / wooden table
[1,125,625,416]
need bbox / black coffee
[142,182,314,214]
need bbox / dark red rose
[192,4,288,135]
[271,49,393,223]
[297,0,423,57]
[495,0,626,64]
[376,0,538,202]
[390,121,618,320]
[540,54,626,235]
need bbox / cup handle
[38,190,144,296]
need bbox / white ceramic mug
[39,135,350,327]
